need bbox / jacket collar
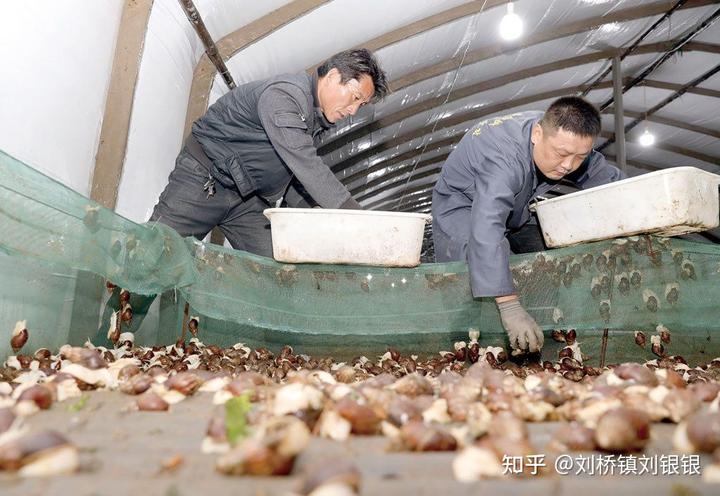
[311,72,334,130]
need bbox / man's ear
[531,123,542,146]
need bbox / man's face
[317,68,375,123]
[531,123,595,180]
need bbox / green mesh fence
[172,235,718,362]
[1,149,719,364]
[0,150,196,295]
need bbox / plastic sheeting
[116,0,206,224]
[0,0,124,197]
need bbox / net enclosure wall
[1,150,718,364]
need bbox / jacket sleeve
[570,151,627,189]
[467,148,521,298]
[257,84,359,209]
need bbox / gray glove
[497,299,544,352]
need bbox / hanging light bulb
[637,86,655,147]
[499,2,524,41]
[639,128,655,147]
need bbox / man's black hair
[317,48,389,102]
[540,96,602,137]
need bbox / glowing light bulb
[499,2,524,41]
[639,129,655,147]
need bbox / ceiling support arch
[357,169,441,202]
[364,182,440,209]
[369,190,433,210]
[340,136,456,185]
[91,0,154,210]
[603,109,720,140]
[349,158,445,195]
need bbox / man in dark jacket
[150,49,388,256]
[432,97,626,354]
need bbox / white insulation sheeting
[0,0,124,196]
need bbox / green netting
[1,149,719,364]
[174,235,719,362]
[184,235,719,334]
[0,150,196,295]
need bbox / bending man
[432,97,625,353]
[151,49,388,256]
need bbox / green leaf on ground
[67,394,89,412]
[225,393,251,445]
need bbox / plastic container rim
[529,166,720,212]
[264,207,432,222]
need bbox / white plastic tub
[263,208,432,267]
[530,167,720,248]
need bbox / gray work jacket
[191,73,357,208]
[432,111,626,298]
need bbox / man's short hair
[540,96,602,137]
[317,48,389,102]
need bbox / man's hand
[496,298,544,353]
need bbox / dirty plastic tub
[530,167,720,248]
[263,208,431,267]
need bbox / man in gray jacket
[432,97,625,353]
[150,49,388,256]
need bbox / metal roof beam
[357,169,440,203]
[599,6,720,111]
[600,63,720,151]
[601,109,720,139]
